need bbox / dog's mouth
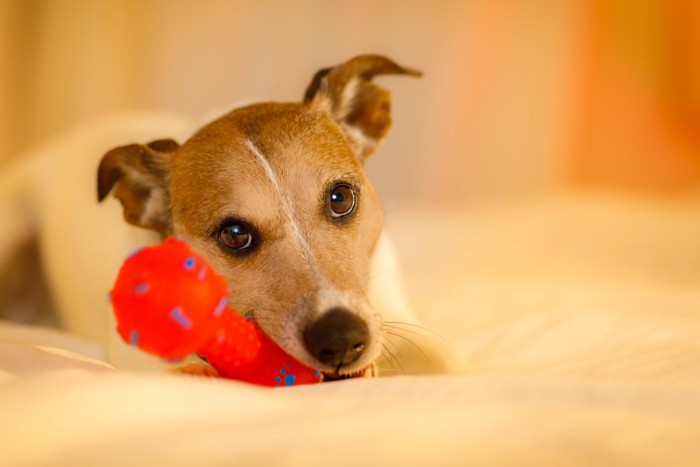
[321,365,375,382]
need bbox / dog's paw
[169,361,220,378]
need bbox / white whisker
[380,340,404,375]
[382,329,434,367]
[383,321,449,344]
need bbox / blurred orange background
[1,0,699,207]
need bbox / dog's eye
[217,222,254,252]
[329,184,356,218]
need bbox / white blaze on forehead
[244,140,382,371]
[244,139,324,282]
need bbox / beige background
[1,0,699,207]
[2,5,700,464]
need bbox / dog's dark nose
[303,307,369,368]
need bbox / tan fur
[94,55,452,376]
[168,104,385,372]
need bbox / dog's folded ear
[97,139,178,235]
[303,54,421,161]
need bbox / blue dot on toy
[183,256,196,271]
[213,297,228,317]
[134,283,149,295]
[275,364,296,387]
[129,329,139,346]
[169,307,193,330]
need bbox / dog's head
[97,55,420,377]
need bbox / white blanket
[2,191,699,466]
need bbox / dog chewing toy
[109,238,321,387]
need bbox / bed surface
[2,190,700,466]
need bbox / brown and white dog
[1,55,455,379]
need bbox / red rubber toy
[109,238,321,387]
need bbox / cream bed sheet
[1,191,699,466]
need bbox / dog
[1,54,455,379]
